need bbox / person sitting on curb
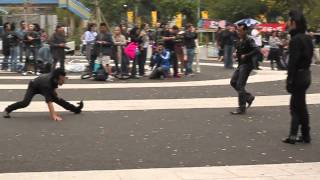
[3,68,83,121]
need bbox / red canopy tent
[257,23,286,32]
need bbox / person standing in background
[7,23,20,72]
[23,23,41,75]
[84,23,97,62]
[268,31,284,70]
[251,26,263,70]
[221,25,237,69]
[113,26,128,76]
[184,24,197,76]
[49,25,69,71]
[1,23,11,71]
[16,21,28,63]
[138,23,150,77]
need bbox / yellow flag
[151,11,157,27]
[137,17,142,27]
[201,11,209,20]
[127,11,134,24]
[176,13,182,28]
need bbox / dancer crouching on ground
[3,68,83,121]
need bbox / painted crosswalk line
[0,162,319,180]
[0,94,319,112]
[0,70,286,90]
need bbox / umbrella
[235,18,261,27]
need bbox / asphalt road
[0,62,319,173]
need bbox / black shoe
[247,96,255,109]
[230,108,246,115]
[282,136,296,144]
[3,110,11,118]
[296,136,311,144]
[74,100,84,114]
[130,75,139,79]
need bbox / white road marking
[0,162,319,180]
[1,94,319,112]
[0,70,286,89]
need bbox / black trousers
[52,56,65,71]
[289,89,310,138]
[24,47,38,72]
[138,48,147,76]
[252,48,262,69]
[149,67,168,79]
[170,51,178,76]
[269,48,284,70]
[5,82,78,113]
[230,64,254,110]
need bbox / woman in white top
[268,31,284,70]
[113,26,128,75]
[84,23,97,61]
[138,23,150,76]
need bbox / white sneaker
[36,72,41,76]
[106,76,114,82]
[22,72,28,76]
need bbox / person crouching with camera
[149,43,170,80]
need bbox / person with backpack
[91,23,114,81]
[3,68,83,121]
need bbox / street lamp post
[197,0,201,22]
[135,0,141,25]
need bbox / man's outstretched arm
[47,102,62,121]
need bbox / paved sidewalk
[0,162,319,180]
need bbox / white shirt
[84,31,97,44]
[251,29,262,47]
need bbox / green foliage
[78,0,320,29]
[202,0,266,22]
[79,0,198,25]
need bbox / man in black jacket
[1,22,11,71]
[49,25,69,71]
[23,24,41,75]
[3,68,83,121]
[184,24,198,75]
[282,11,313,144]
[163,25,180,78]
[230,23,258,115]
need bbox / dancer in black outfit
[230,23,258,115]
[3,68,83,121]
[282,11,313,144]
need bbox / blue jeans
[10,46,19,72]
[224,45,234,69]
[186,48,195,74]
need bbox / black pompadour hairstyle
[289,10,307,33]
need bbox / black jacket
[93,32,114,56]
[235,36,258,66]
[184,31,197,49]
[221,30,237,46]
[163,30,176,51]
[287,32,313,92]
[31,73,59,102]
[49,32,67,59]
[24,31,41,48]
